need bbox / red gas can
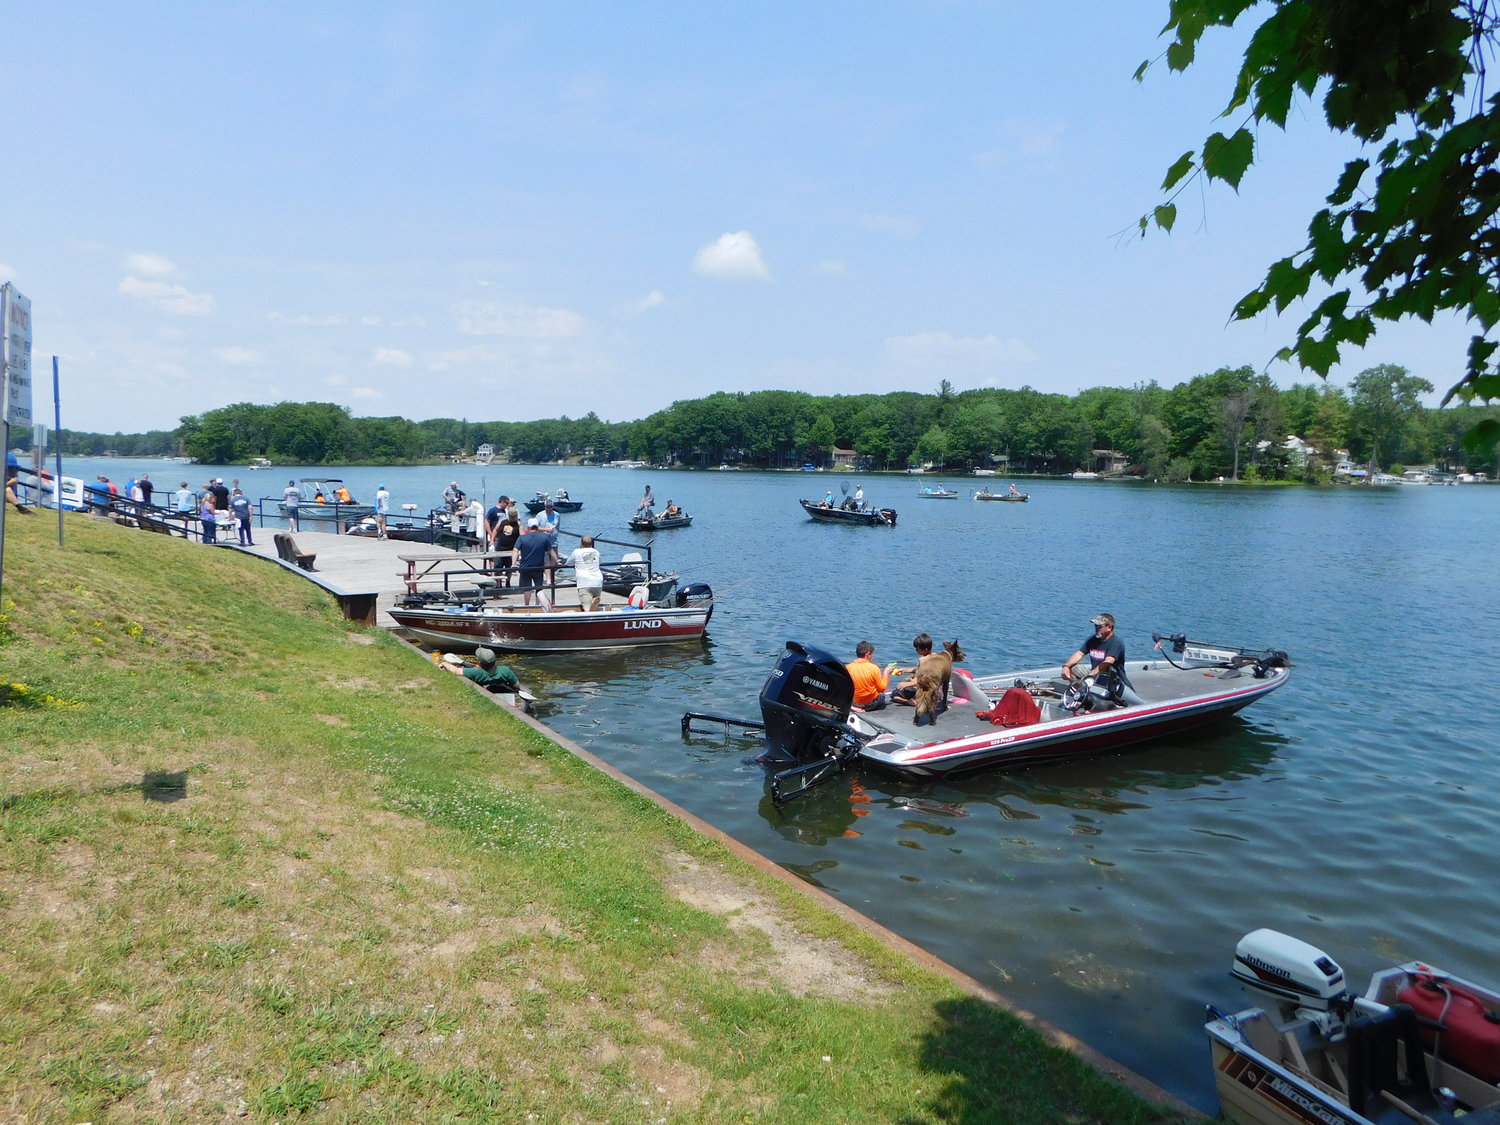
[1398,974,1500,1084]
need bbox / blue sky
[1,1,1472,435]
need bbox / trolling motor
[1152,632,1291,680]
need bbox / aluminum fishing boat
[628,511,693,531]
[685,630,1288,802]
[916,485,960,498]
[1206,929,1500,1125]
[974,488,1028,502]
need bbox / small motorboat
[629,510,693,531]
[685,630,1288,802]
[799,498,897,526]
[916,485,960,498]
[1206,929,1500,1125]
[279,479,374,523]
[974,488,1029,502]
[523,490,584,513]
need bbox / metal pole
[53,358,63,546]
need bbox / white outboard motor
[1231,929,1354,1039]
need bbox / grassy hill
[0,510,1189,1123]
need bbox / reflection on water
[61,457,1500,1114]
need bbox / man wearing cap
[443,647,520,693]
[1062,613,1144,706]
[282,479,302,531]
[535,498,561,565]
[374,484,391,539]
[210,478,230,511]
[514,517,553,606]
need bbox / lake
[51,457,1500,1112]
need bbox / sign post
[1,283,34,606]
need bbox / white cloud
[213,346,258,365]
[119,276,215,316]
[976,119,1066,168]
[123,252,177,277]
[809,259,848,276]
[373,347,413,366]
[268,311,346,326]
[883,331,1037,367]
[453,300,587,339]
[624,289,665,316]
[692,231,771,281]
[349,387,383,400]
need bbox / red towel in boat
[977,685,1040,727]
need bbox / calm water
[55,458,1500,1111]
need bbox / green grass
[0,511,1193,1123]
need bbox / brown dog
[912,650,953,725]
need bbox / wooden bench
[274,532,317,571]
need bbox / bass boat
[684,631,1288,802]
[1206,929,1500,1125]
[522,490,583,513]
[799,498,897,526]
[629,511,693,531]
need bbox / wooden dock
[230,530,471,628]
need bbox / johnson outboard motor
[758,641,856,764]
[1231,929,1355,1039]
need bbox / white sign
[2,284,33,428]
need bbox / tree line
[46,363,1500,480]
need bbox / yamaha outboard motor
[758,641,855,764]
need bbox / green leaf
[1202,128,1255,190]
[1295,334,1340,375]
[1154,203,1178,232]
[1327,159,1370,206]
[1161,151,1196,191]
[1265,257,1312,312]
[1166,39,1196,71]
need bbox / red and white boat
[389,583,713,653]
[685,630,1288,802]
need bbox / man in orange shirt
[846,641,891,711]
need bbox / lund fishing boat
[685,630,1288,801]
[1206,929,1500,1125]
[799,498,897,526]
[387,534,711,652]
[389,580,713,652]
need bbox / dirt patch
[662,850,891,1001]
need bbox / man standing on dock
[282,480,301,532]
[374,484,390,540]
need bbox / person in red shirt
[846,640,892,711]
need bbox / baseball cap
[1091,613,1115,627]
[474,647,497,664]
[527,517,539,527]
